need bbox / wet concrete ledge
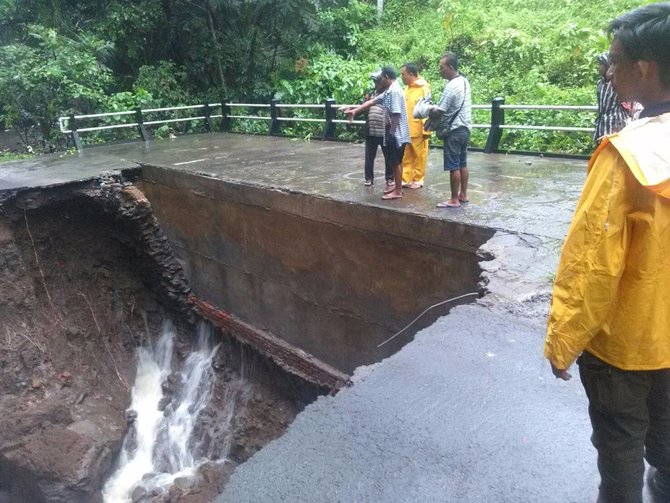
[139,164,492,373]
[0,133,585,242]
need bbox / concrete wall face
[140,166,493,373]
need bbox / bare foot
[436,200,460,208]
[382,191,403,200]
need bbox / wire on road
[377,292,480,348]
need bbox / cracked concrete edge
[475,229,563,327]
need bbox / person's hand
[550,362,572,381]
[340,106,357,123]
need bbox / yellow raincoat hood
[604,112,670,198]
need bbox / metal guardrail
[59,97,598,153]
[499,104,596,132]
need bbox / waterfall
[102,321,222,502]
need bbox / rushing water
[102,321,222,502]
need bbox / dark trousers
[364,135,392,182]
[578,351,670,503]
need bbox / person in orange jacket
[400,63,431,189]
[544,3,670,502]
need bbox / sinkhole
[0,168,492,502]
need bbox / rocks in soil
[0,179,312,502]
[0,185,176,502]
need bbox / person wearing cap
[400,63,432,189]
[545,3,670,501]
[362,71,393,186]
[594,51,631,144]
[343,66,410,200]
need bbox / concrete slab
[0,133,586,241]
[0,149,138,192]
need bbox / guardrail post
[220,98,231,132]
[135,107,149,142]
[269,99,281,136]
[203,103,213,133]
[322,98,337,140]
[68,113,83,152]
[484,97,505,153]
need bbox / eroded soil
[0,183,304,502]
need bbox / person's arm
[386,87,405,135]
[422,83,433,137]
[429,81,454,120]
[341,93,384,122]
[388,113,400,134]
[544,150,632,379]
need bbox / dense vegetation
[0,0,656,156]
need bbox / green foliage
[105,89,155,112]
[134,62,192,106]
[269,52,374,139]
[0,150,34,161]
[0,0,662,154]
[277,53,373,104]
[0,24,112,151]
[314,0,377,56]
[301,0,659,154]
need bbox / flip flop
[436,201,460,208]
[458,198,469,203]
[383,186,396,194]
[382,192,403,200]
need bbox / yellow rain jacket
[545,112,670,371]
[402,77,432,186]
[404,77,432,138]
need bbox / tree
[0,24,113,151]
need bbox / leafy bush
[134,61,193,106]
[0,0,658,155]
[0,24,112,152]
[286,0,657,154]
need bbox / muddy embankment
[0,175,314,502]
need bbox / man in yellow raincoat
[400,63,431,189]
[544,3,670,502]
